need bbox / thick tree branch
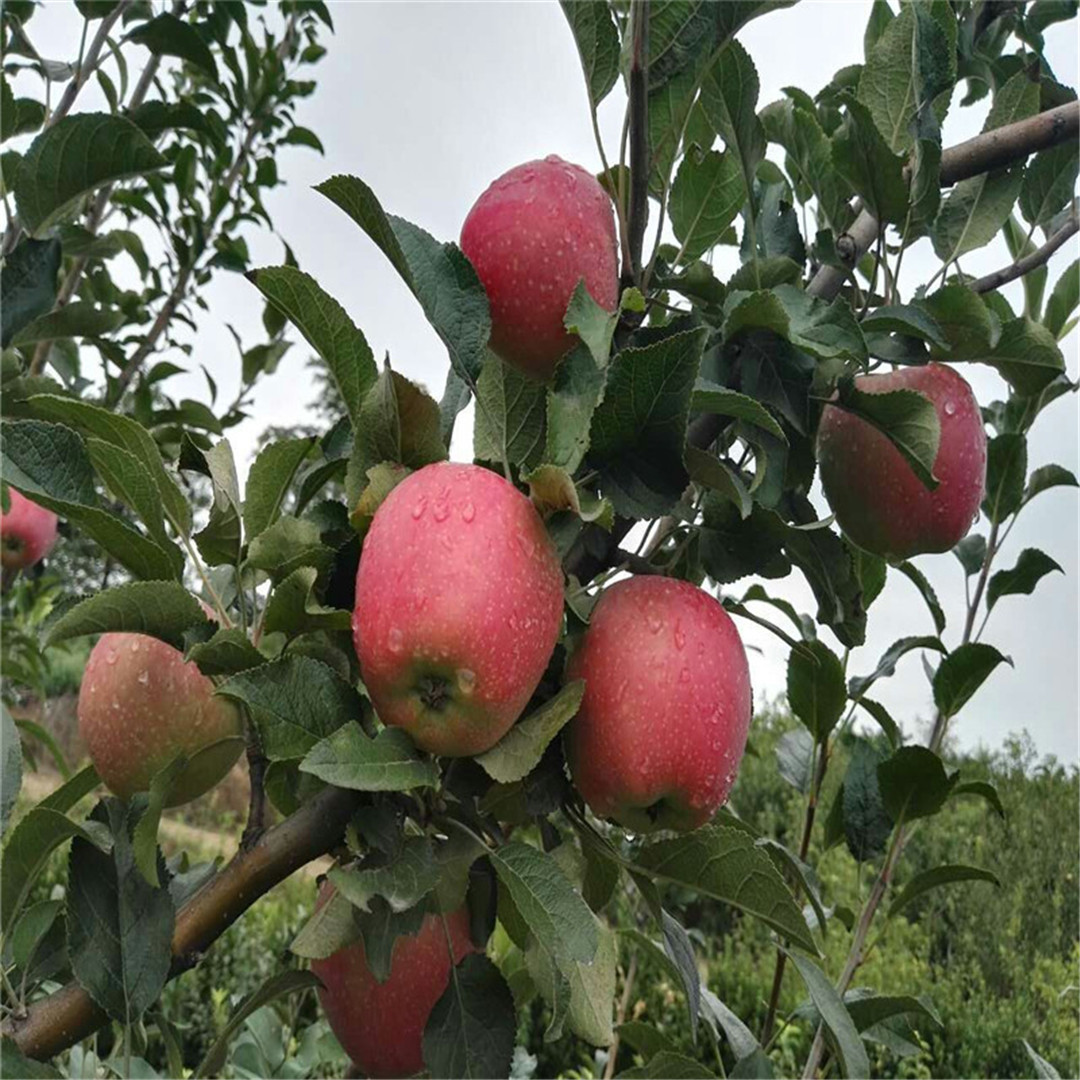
[969,213,1078,293]
[808,101,1080,301]
[3,785,359,1061]
[625,0,649,286]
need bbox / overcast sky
[15,2,1080,763]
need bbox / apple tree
[1,1,1078,1078]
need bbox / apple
[312,894,477,1079]
[78,632,243,805]
[353,462,564,757]
[565,576,752,833]
[1,489,58,571]
[461,154,619,381]
[817,362,987,560]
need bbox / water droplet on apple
[457,669,477,695]
[679,667,690,684]
[130,640,141,653]
[388,628,405,653]
[517,533,536,558]
[411,498,426,520]
[674,624,686,650]
[461,501,475,523]
[433,501,450,522]
[944,400,957,417]
[137,670,149,686]
[105,649,118,666]
[111,700,120,712]
[647,612,663,634]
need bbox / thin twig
[626,0,650,285]
[969,214,1079,294]
[603,952,639,1080]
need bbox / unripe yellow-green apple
[1,489,58,570]
[817,363,986,560]
[77,632,243,805]
[352,462,564,757]
[461,155,619,381]
[565,576,752,833]
[312,891,477,1079]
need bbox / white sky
[12,1,1080,762]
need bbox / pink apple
[0,489,58,570]
[353,462,564,757]
[461,155,619,381]
[78,632,243,805]
[817,362,987,560]
[565,576,752,833]
[312,894,477,1079]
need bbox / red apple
[353,462,564,757]
[78,632,243,805]
[461,155,619,381]
[565,576,752,833]
[817,362,987,560]
[0,489,58,570]
[312,893,477,1079]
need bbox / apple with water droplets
[78,631,243,805]
[1,489,58,571]
[817,362,987,561]
[312,889,477,1079]
[565,576,752,833]
[461,154,619,381]
[353,462,564,756]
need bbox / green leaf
[247,267,376,429]
[950,780,1005,819]
[848,636,946,699]
[10,302,122,346]
[618,1023,676,1061]
[843,740,892,861]
[218,656,360,761]
[1024,1042,1063,1080]
[316,175,490,385]
[1,705,21,836]
[699,40,765,227]
[669,148,745,261]
[620,1051,718,1079]
[921,285,996,362]
[953,533,987,577]
[831,379,941,489]
[423,954,516,1080]
[290,887,360,960]
[563,279,623,370]
[261,566,350,637]
[185,628,265,677]
[877,746,956,823]
[473,355,546,470]
[1,1040,63,1079]
[544,344,606,475]
[1024,463,1078,505]
[691,379,786,441]
[775,728,814,793]
[523,464,613,529]
[440,367,472,447]
[786,640,846,742]
[896,561,945,634]
[700,985,760,1061]
[132,755,190,887]
[1,238,61,347]
[246,517,334,585]
[589,327,707,517]
[932,71,1040,263]
[685,447,751,518]
[888,864,1000,919]
[1044,259,1078,338]
[981,317,1065,396]
[933,642,1011,718]
[299,724,439,791]
[830,96,908,225]
[855,698,901,748]
[244,437,315,541]
[14,113,166,234]
[67,800,175,1024]
[330,837,438,913]
[1,420,182,581]
[860,304,949,350]
[45,582,206,649]
[559,0,620,110]
[476,682,584,784]
[26,393,190,534]
[194,971,322,1079]
[986,547,1063,610]
[982,433,1027,524]
[787,952,870,1079]
[127,13,218,80]
[1020,142,1079,228]
[491,842,598,968]
[634,825,817,953]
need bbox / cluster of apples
[0,153,988,1078]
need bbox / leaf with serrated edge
[300,724,439,791]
